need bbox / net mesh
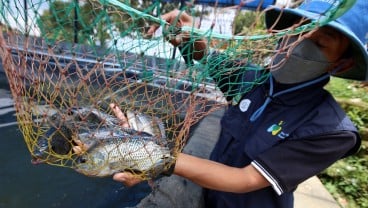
[0,0,351,179]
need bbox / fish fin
[127,110,138,129]
[135,111,153,134]
[120,127,150,138]
[137,131,154,138]
[153,117,166,139]
[121,126,154,138]
[110,162,145,175]
[109,161,124,171]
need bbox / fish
[31,107,118,164]
[69,107,166,139]
[74,127,173,178]
[69,107,121,128]
[126,110,166,139]
[31,125,73,164]
[31,106,167,166]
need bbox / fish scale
[31,107,168,168]
[74,128,172,178]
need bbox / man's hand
[113,172,143,187]
[109,103,130,128]
[110,103,178,186]
[72,139,88,155]
[147,9,197,47]
[147,9,207,61]
[110,103,145,186]
[72,103,173,186]
[72,103,131,155]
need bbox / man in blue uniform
[112,0,367,207]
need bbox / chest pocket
[243,101,323,159]
[213,85,328,165]
[214,103,277,166]
[221,101,322,165]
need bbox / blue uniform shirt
[204,56,360,208]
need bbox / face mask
[270,37,332,84]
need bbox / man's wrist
[161,156,176,176]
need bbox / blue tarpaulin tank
[161,0,276,10]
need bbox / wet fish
[126,110,166,139]
[31,107,167,166]
[31,125,73,164]
[31,107,118,164]
[74,127,173,178]
[54,107,165,138]
[69,107,166,139]
[69,107,120,128]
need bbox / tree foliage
[233,10,265,35]
[37,0,184,46]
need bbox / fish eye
[78,156,87,163]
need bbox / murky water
[0,75,151,208]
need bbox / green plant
[320,77,368,208]
[325,78,368,102]
[319,156,368,208]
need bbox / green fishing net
[0,0,353,179]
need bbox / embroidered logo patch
[239,99,251,112]
[267,121,289,139]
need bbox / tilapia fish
[126,110,166,139]
[31,125,73,164]
[31,107,166,166]
[74,127,173,178]
[31,107,117,164]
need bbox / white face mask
[270,37,332,84]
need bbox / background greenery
[321,78,368,208]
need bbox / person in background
[112,0,368,207]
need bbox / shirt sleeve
[251,131,358,195]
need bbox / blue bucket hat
[265,0,368,81]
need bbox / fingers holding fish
[110,103,166,139]
[72,139,88,155]
[110,103,130,128]
[72,104,128,156]
[113,172,143,187]
[73,130,174,178]
[109,103,164,137]
[31,105,172,180]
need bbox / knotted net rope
[0,0,353,179]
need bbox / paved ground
[295,176,341,208]
[294,177,340,208]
